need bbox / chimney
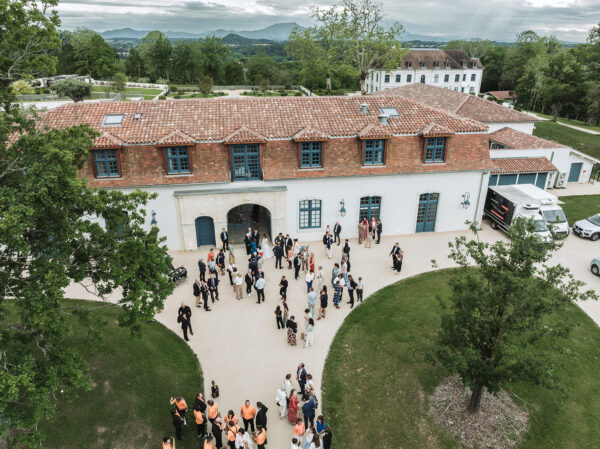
[360,103,368,114]
[378,114,388,125]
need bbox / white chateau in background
[366,48,484,95]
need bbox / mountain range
[100,22,306,42]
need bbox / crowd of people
[170,217,405,448]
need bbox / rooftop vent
[360,103,368,114]
[378,114,389,125]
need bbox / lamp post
[339,200,346,217]
[151,210,157,226]
[461,193,471,209]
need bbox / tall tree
[124,47,145,80]
[437,220,596,414]
[246,49,278,85]
[539,51,586,121]
[0,2,174,447]
[308,0,406,94]
[445,39,493,59]
[139,31,173,82]
[56,30,76,74]
[71,28,117,78]
[224,59,245,85]
[200,36,230,85]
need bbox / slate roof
[489,127,567,149]
[372,84,537,124]
[492,157,558,174]
[37,95,488,147]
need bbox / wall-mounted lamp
[339,200,346,217]
[461,192,471,209]
[151,210,158,226]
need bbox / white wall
[487,122,536,134]
[109,170,490,250]
[366,68,484,95]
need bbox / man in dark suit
[285,235,293,250]
[220,228,229,251]
[200,281,211,311]
[296,363,307,396]
[252,229,259,244]
[274,232,284,249]
[178,301,193,336]
[193,279,202,308]
[376,219,383,244]
[249,258,259,278]
[177,311,191,341]
[208,273,219,302]
[245,270,254,296]
[256,402,268,430]
[273,244,283,269]
[333,222,342,246]
[390,243,400,268]
[293,254,301,280]
[244,232,252,255]
[198,258,206,282]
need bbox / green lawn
[9,299,204,449]
[528,112,600,133]
[559,194,600,225]
[533,120,600,159]
[241,90,301,97]
[322,270,600,449]
[91,86,163,95]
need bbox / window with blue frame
[407,74,412,82]
[471,74,476,81]
[384,74,390,83]
[444,74,449,82]
[455,74,460,82]
[299,199,321,229]
[425,137,446,162]
[300,141,322,168]
[165,146,191,174]
[93,149,120,177]
[395,74,401,82]
[364,140,385,165]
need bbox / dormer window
[420,61,426,68]
[434,61,440,68]
[407,61,412,68]
[489,141,508,150]
[379,107,399,117]
[102,114,124,126]
[445,61,450,69]
[462,61,467,68]
[472,61,477,68]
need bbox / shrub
[284,82,292,90]
[159,95,166,100]
[156,78,169,85]
[53,79,91,102]
[294,92,302,96]
[169,84,178,93]
[137,77,150,83]
[11,79,35,95]
[173,94,181,99]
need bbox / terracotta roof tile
[155,129,196,146]
[93,132,123,148]
[37,95,488,145]
[292,125,329,141]
[390,49,483,70]
[489,127,567,149]
[492,157,558,174]
[372,84,537,124]
[222,126,267,144]
[419,122,455,137]
[487,90,516,100]
[357,123,394,139]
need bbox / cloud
[54,0,599,42]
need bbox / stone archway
[227,204,271,244]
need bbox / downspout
[473,170,489,229]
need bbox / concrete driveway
[65,222,600,448]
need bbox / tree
[200,36,230,84]
[436,220,596,414]
[224,59,245,85]
[172,40,202,84]
[11,79,35,95]
[0,7,174,445]
[0,0,60,104]
[445,39,493,59]
[124,47,145,80]
[111,72,127,94]
[56,30,76,74]
[71,28,117,78]
[198,75,213,96]
[139,31,173,82]
[307,0,406,94]
[479,45,508,92]
[246,49,278,85]
[585,81,600,126]
[539,51,586,121]
[53,78,91,102]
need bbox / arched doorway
[227,204,271,244]
[195,216,215,247]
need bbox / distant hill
[221,34,274,45]
[100,22,304,42]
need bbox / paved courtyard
[66,221,600,448]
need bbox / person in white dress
[275,386,287,418]
[262,234,274,259]
[235,428,253,449]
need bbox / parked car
[591,257,600,276]
[573,214,600,241]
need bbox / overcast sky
[56,0,599,42]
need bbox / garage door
[195,216,215,247]
[535,173,548,189]
[517,173,537,185]
[498,174,518,185]
[568,163,582,182]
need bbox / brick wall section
[82,133,492,188]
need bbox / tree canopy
[52,77,91,101]
[436,220,596,413]
[71,28,117,78]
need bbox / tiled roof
[492,157,558,174]
[155,129,195,146]
[292,125,329,141]
[489,127,567,150]
[357,123,394,139]
[93,132,123,148]
[388,49,483,70]
[37,95,488,145]
[487,90,516,100]
[419,122,454,137]
[372,84,538,123]
[223,126,267,144]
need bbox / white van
[512,184,569,238]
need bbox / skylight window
[379,107,399,117]
[133,113,142,120]
[102,114,124,126]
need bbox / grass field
[91,86,163,95]
[533,120,600,159]
[529,112,600,133]
[560,194,600,225]
[322,269,600,449]
[5,299,205,449]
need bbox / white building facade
[366,49,484,95]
